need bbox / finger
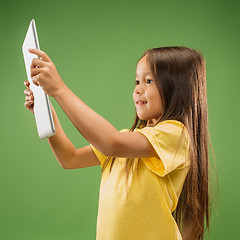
[30,67,41,78]
[24,80,30,88]
[32,76,40,86]
[28,49,51,62]
[24,89,33,96]
[25,95,34,101]
[25,100,34,108]
[31,58,46,69]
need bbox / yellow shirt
[90,120,190,240]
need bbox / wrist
[52,84,69,100]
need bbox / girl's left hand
[28,48,66,97]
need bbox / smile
[136,101,148,105]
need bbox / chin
[137,114,149,121]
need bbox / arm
[24,79,100,170]
[53,87,158,159]
[28,49,157,160]
[48,102,101,169]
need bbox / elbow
[62,165,70,170]
[61,163,70,170]
[62,163,75,170]
[59,152,76,170]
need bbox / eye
[135,80,140,85]
[147,79,153,84]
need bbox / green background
[1,0,239,239]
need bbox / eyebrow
[136,72,152,77]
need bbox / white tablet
[22,19,55,139]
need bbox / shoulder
[133,120,190,176]
[155,119,186,129]
[119,120,188,141]
[135,120,188,137]
[134,119,190,160]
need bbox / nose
[135,84,144,95]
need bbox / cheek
[147,89,160,102]
[147,92,162,110]
[132,92,135,102]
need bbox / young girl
[24,46,212,240]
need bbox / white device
[22,19,55,139]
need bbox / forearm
[47,102,76,169]
[53,86,119,155]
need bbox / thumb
[32,78,39,86]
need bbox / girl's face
[133,55,163,127]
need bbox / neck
[147,118,160,127]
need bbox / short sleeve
[134,120,190,177]
[90,144,107,168]
[90,129,130,168]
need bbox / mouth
[136,101,148,105]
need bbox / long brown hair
[101,46,217,240]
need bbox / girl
[24,46,212,240]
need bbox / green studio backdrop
[0,0,239,239]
